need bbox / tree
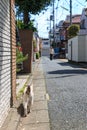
[16,19,37,31]
[15,0,52,24]
[67,24,80,39]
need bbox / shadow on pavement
[17,103,24,117]
[58,62,81,68]
[45,74,77,79]
[48,69,87,75]
[58,61,87,69]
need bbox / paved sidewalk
[0,59,50,130]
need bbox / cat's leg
[27,106,30,113]
[24,102,27,117]
[27,94,34,113]
[27,101,31,113]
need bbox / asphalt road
[42,56,87,130]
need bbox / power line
[65,0,70,5]
[75,0,86,7]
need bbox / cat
[23,83,34,117]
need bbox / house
[55,14,81,58]
[49,14,81,58]
[79,8,87,34]
[68,8,87,62]
[62,14,81,40]
[42,38,50,49]
[0,0,16,127]
[33,32,42,61]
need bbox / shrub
[16,42,28,72]
[33,39,37,52]
[36,52,40,59]
[67,24,80,38]
[16,20,37,32]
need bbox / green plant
[15,0,52,24]
[17,85,25,98]
[36,52,40,59]
[16,42,28,72]
[33,39,37,52]
[67,24,80,38]
[16,20,37,32]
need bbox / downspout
[10,0,16,106]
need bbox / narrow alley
[42,55,87,130]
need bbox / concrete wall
[85,35,87,61]
[68,35,87,62]
[68,36,78,61]
[78,35,85,61]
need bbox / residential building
[53,14,81,58]
[0,0,16,127]
[68,8,87,62]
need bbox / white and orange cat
[23,83,34,117]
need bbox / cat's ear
[28,85,30,88]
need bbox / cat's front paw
[28,109,30,113]
[24,114,27,117]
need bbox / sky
[31,0,87,38]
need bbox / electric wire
[75,0,86,7]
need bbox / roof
[64,14,81,24]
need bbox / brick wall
[19,29,33,73]
[10,0,16,106]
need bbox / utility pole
[70,0,72,25]
[53,0,55,45]
[50,15,52,46]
